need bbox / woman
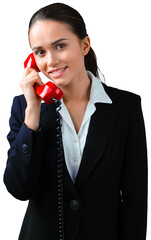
[4,3,147,240]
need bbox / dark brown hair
[29,3,100,78]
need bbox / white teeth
[52,68,65,74]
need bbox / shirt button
[74,159,79,162]
[22,144,30,154]
[70,200,79,211]
[74,139,79,143]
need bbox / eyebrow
[51,38,68,45]
[32,38,68,51]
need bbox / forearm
[4,123,44,200]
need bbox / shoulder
[12,94,26,106]
[10,94,27,122]
[102,83,141,109]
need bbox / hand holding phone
[24,53,63,104]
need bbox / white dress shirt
[60,71,112,183]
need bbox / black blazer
[4,84,148,240]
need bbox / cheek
[65,49,84,68]
[36,58,47,71]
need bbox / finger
[27,72,44,86]
[23,67,37,77]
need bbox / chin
[51,78,69,87]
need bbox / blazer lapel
[40,103,58,172]
[75,102,117,188]
[40,103,79,197]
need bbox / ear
[81,36,91,56]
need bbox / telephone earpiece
[24,53,63,104]
[24,53,40,72]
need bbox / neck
[61,70,91,103]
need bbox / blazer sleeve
[3,96,45,201]
[119,96,148,240]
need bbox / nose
[47,51,59,67]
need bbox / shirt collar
[60,71,112,106]
[87,71,112,105]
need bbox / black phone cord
[52,98,65,240]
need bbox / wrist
[25,104,41,131]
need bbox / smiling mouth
[49,66,67,74]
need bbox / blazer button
[70,200,79,211]
[22,144,30,154]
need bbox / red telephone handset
[24,53,63,104]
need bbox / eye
[56,43,66,50]
[35,50,45,56]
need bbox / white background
[0,0,150,239]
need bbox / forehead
[29,20,76,45]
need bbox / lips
[50,67,67,74]
[48,66,67,78]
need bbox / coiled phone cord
[52,98,65,240]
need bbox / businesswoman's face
[29,20,90,88]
